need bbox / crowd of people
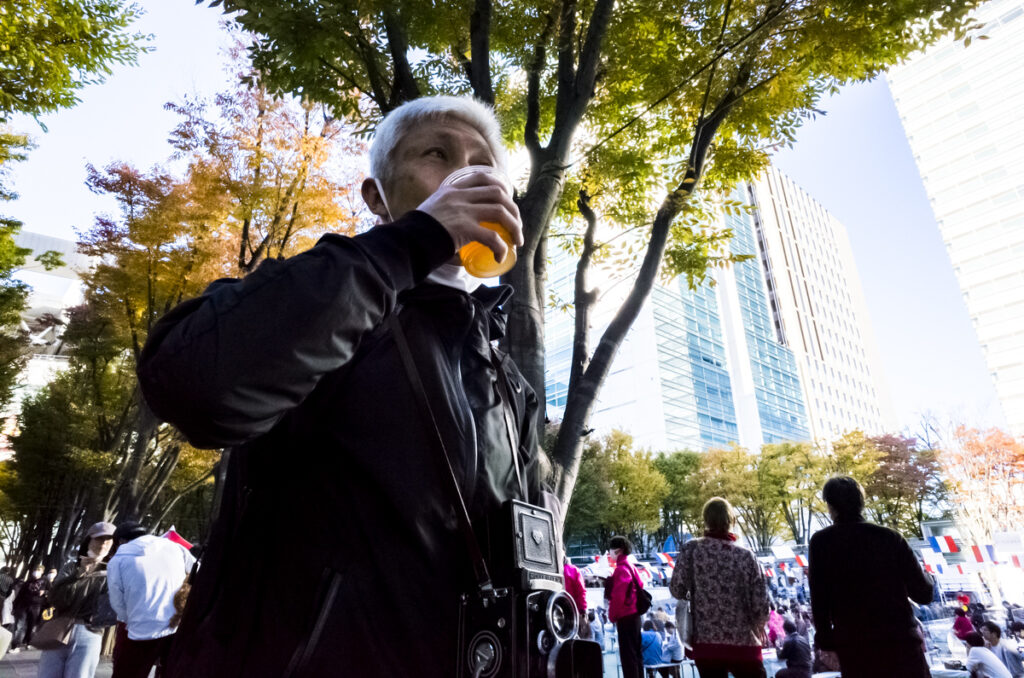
[577,476,1024,678]
[0,521,194,678]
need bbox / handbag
[675,543,694,649]
[631,567,653,615]
[31,614,76,650]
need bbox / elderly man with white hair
[138,96,545,677]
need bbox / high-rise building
[544,170,891,450]
[887,0,1024,436]
[750,169,894,442]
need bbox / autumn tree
[604,432,669,547]
[767,441,826,546]
[653,449,704,546]
[940,426,1024,546]
[562,430,668,550]
[165,37,369,274]
[826,429,881,482]
[862,434,947,537]
[207,0,987,508]
[561,432,613,548]
[2,52,368,568]
[699,444,784,553]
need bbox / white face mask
[372,178,392,223]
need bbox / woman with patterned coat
[670,497,770,678]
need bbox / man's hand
[416,172,524,262]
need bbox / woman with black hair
[605,535,645,678]
[37,521,118,678]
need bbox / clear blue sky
[5,1,1005,434]
[772,79,1005,434]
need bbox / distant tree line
[560,427,952,556]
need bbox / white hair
[369,95,508,188]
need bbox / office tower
[887,0,1024,436]
[545,180,812,451]
[750,169,894,442]
[544,169,892,449]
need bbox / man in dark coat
[808,476,933,678]
[137,96,544,678]
[10,564,47,650]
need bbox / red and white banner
[656,552,675,567]
[794,554,808,567]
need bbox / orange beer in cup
[440,165,516,278]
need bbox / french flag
[971,545,999,564]
[928,536,959,553]
[794,555,808,567]
[924,563,945,574]
[656,553,675,567]
[1012,555,1022,568]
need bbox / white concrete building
[887,0,1024,436]
[750,168,895,443]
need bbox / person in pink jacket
[605,536,645,678]
[563,559,590,639]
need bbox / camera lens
[468,631,501,677]
[551,605,565,631]
[545,591,578,642]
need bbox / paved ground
[0,650,113,678]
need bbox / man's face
[367,118,497,223]
[981,626,998,646]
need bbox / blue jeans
[37,623,103,678]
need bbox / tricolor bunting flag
[656,553,675,567]
[970,545,999,564]
[928,535,959,553]
[794,554,808,567]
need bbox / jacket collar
[402,283,513,339]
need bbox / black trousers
[617,614,643,678]
[11,607,40,648]
[112,635,174,678]
[694,657,767,678]
[836,642,930,678]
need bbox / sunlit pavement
[0,650,113,678]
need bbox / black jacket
[808,520,933,651]
[137,212,544,677]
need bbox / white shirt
[107,535,196,640]
[968,646,1014,678]
[424,263,479,293]
[991,641,1024,678]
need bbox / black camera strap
[489,347,527,501]
[388,313,495,595]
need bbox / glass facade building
[887,0,1024,436]
[543,181,815,451]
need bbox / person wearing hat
[107,521,195,678]
[36,521,117,678]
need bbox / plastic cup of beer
[439,165,516,278]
